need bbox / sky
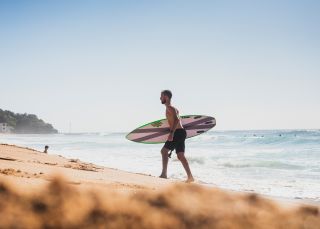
[0,0,319,132]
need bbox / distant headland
[0,109,58,134]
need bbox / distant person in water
[44,145,49,154]
[159,90,194,183]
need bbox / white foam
[1,130,319,200]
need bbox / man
[44,145,49,154]
[159,90,194,183]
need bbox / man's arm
[167,106,179,141]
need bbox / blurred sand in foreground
[0,144,319,228]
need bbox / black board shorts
[164,129,187,153]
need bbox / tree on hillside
[0,109,58,134]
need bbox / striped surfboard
[126,115,216,144]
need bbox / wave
[191,130,320,147]
[221,161,304,170]
[186,157,205,165]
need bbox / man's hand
[167,133,174,141]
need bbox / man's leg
[160,147,170,178]
[177,152,194,182]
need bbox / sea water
[1,130,319,201]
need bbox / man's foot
[185,177,195,183]
[159,174,167,179]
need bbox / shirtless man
[159,90,194,183]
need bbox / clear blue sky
[1,0,319,132]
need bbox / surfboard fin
[168,150,173,158]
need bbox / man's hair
[161,90,172,99]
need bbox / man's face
[160,93,166,104]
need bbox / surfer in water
[159,90,194,183]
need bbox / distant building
[0,123,13,133]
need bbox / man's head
[160,90,172,104]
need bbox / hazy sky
[1,0,319,132]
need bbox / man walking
[159,90,194,183]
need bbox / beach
[0,143,319,228]
[0,143,173,194]
[2,0,320,227]
[1,131,319,201]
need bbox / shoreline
[0,143,175,194]
[1,143,320,228]
[0,143,318,208]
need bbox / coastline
[0,143,174,194]
[0,143,318,206]
[1,143,319,228]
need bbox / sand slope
[0,144,173,193]
[0,144,319,228]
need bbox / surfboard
[126,115,216,144]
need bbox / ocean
[1,129,319,201]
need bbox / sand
[0,143,174,194]
[0,143,319,228]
